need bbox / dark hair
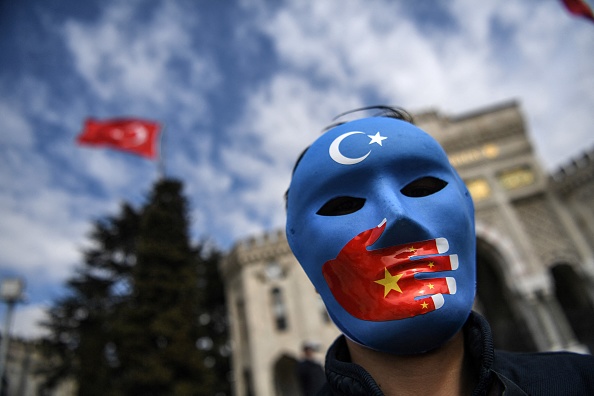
[284,105,413,208]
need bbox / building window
[265,261,284,281]
[465,178,491,202]
[497,166,535,190]
[271,287,288,331]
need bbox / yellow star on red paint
[421,301,429,309]
[374,268,403,297]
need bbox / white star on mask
[368,132,388,146]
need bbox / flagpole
[158,123,166,180]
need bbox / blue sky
[1,0,593,338]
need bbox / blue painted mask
[286,116,476,354]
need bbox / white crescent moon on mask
[329,131,371,165]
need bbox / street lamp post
[0,278,25,396]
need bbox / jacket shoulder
[316,383,332,396]
[493,350,594,395]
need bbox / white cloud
[246,0,594,170]
[5,303,51,340]
[212,72,366,243]
[219,0,594,251]
[0,188,99,281]
[61,1,220,127]
[0,102,34,147]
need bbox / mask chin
[322,288,472,355]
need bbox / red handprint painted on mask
[322,219,458,321]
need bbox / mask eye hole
[317,196,366,216]
[401,177,448,198]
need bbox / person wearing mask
[285,106,594,395]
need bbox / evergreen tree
[195,243,231,396]
[39,203,140,394]
[40,179,231,395]
[113,179,218,396]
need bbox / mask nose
[370,183,432,249]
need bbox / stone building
[221,100,594,396]
[1,338,76,396]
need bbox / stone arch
[272,353,300,396]
[475,222,537,351]
[475,221,528,285]
[551,263,594,352]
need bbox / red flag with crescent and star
[561,0,594,22]
[77,118,161,159]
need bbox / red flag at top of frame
[561,0,594,22]
[77,118,161,159]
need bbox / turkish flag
[322,221,457,321]
[77,118,161,159]
[561,0,594,21]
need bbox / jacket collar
[322,312,526,395]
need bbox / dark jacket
[318,312,594,395]
[297,358,327,396]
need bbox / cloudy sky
[0,0,592,339]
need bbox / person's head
[302,341,319,358]
[285,106,476,355]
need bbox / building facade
[1,338,76,396]
[221,101,594,396]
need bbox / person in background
[285,106,594,396]
[296,341,326,396]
